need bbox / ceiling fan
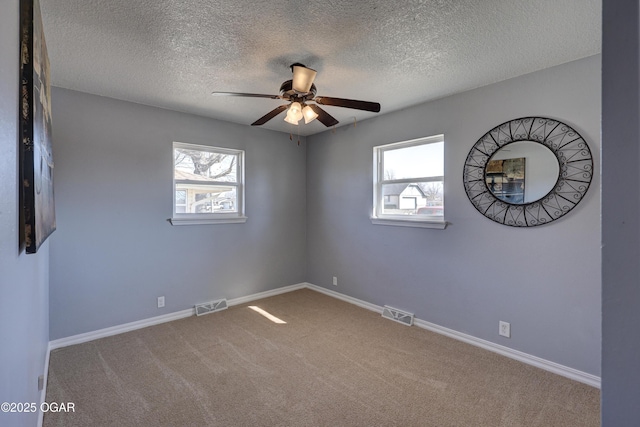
[212,63,381,127]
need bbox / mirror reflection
[485,141,559,204]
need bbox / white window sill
[169,216,248,226]
[370,217,447,229]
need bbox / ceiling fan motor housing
[279,80,317,101]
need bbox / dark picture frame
[20,0,56,253]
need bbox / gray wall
[0,1,50,426]
[49,88,307,340]
[306,55,602,376]
[601,0,640,424]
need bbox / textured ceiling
[40,0,601,136]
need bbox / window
[171,142,246,225]
[372,135,445,229]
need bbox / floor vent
[382,305,414,326]
[195,299,228,316]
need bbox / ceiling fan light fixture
[302,105,318,124]
[292,65,317,93]
[289,101,303,121]
[284,107,300,125]
[283,114,299,125]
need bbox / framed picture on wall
[20,0,56,254]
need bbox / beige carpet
[44,289,600,426]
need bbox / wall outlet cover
[499,321,511,338]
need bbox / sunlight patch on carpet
[248,306,286,324]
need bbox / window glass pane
[175,190,187,213]
[176,184,237,214]
[174,148,237,183]
[381,181,443,216]
[383,141,443,180]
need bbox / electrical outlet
[499,321,511,338]
[157,296,165,308]
[332,276,338,286]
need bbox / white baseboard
[305,283,383,313]
[304,283,600,389]
[227,283,306,307]
[412,318,600,388]
[49,283,308,351]
[49,308,195,350]
[37,342,51,427]
[46,281,600,389]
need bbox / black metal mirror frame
[463,117,593,227]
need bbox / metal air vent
[381,305,414,326]
[195,299,228,316]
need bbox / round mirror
[463,117,593,227]
[485,141,559,204]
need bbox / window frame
[372,135,446,229]
[170,142,246,225]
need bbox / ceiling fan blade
[314,96,381,113]
[292,64,317,93]
[212,92,281,100]
[308,104,339,127]
[251,105,289,126]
